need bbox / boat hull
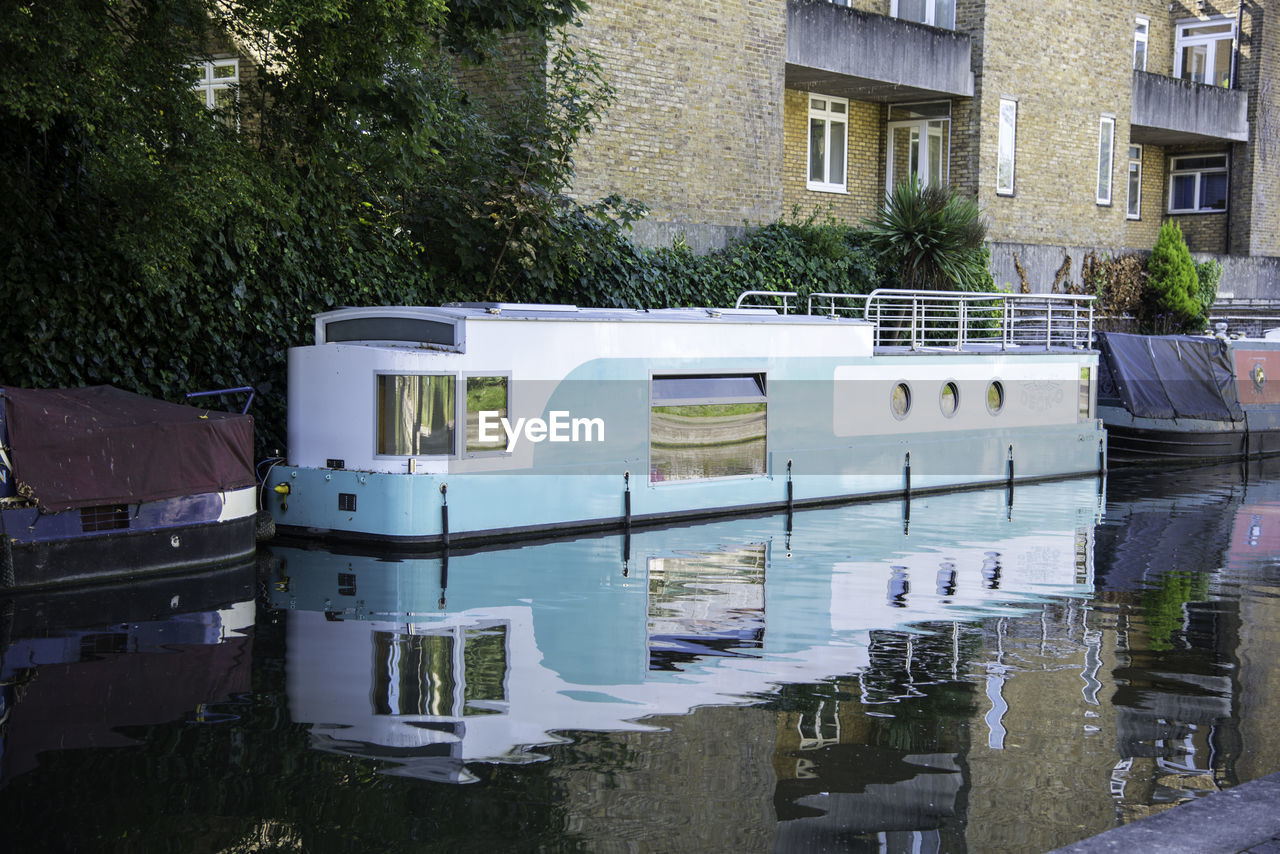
[2,487,260,592]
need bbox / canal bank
[1051,770,1280,853]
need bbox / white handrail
[805,289,1095,351]
[734,290,797,313]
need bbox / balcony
[785,0,973,102]
[1130,70,1248,145]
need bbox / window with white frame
[1134,16,1149,71]
[997,98,1016,196]
[1175,17,1236,87]
[1096,117,1115,205]
[808,95,848,193]
[892,0,955,29]
[886,101,951,193]
[1126,145,1143,219]
[193,58,238,125]
[1169,153,1228,213]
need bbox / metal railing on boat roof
[808,289,1095,351]
[732,289,1094,351]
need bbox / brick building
[555,0,1280,294]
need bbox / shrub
[862,182,995,292]
[1145,220,1202,333]
[1195,257,1224,325]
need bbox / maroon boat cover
[3,386,254,512]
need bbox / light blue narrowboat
[265,289,1105,548]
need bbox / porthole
[940,381,959,417]
[890,382,912,419]
[987,380,1005,415]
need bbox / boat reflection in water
[266,478,1104,785]
[0,562,258,789]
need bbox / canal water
[3,460,1280,852]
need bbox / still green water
[2,460,1280,852]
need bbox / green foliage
[1195,257,1223,323]
[1145,220,1202,333]
[862,182,995,292]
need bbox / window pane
[650,403,766,482]
[997,100,1016,194]
[1186,22,1233,37]
[1212,38,1233,86]
[1175,155,1227,170]
[809,118,826,182]
[213,63,237,79]
[1097,118,1114,204]
[1171,174,1197,210]
[888,101,951,121]
[933,0,955,29]
[1182,44,1208,82]
[1202,172,1228,209]
[377,375,456,456]
[829,121,846,186]
[830,101,846,115]
[652,374,765,403]
[1134,40,1147,71]
[897,0,927,24]
[1127,161,1142,218]
[466,376,508,452]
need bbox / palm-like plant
[863,182,993,292]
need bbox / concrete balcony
[1130,70,1249,145]
[785,0,973,102]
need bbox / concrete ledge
[785,0,973,101]
[630,221,748,254]
[1050,771,1280,853]
[1131,70,1249,144]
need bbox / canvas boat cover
[1097,332,1243,422]
[1,386,254,512]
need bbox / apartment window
[1126,145,1143,219]
[1175,17,1236,87]
[808,96,848,193]
[193,58,238,125]
[886,101,951,193]
[997,99,1016,196]
[1169,154,1228,213]
[1096,116,1115,206]
[893,0,955,29]
[1134,17,1150,71]
[650,374,766,482]
[376,374,456,456]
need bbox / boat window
[1078,368,1092,421]
[940,382,959,417]
[890,383,912,420]
[650,373,767,482]
[465,375,509,453]
[376,374,456,456]
[987,380,1005,415]
[326,316,458,347]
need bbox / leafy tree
[861,181,995,292]
[1145,220,1202,332]
[1194,257,1223,327]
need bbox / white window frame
[1126,145,1143,220]
[1168,153,1229,213]
[1096,116,1115,206]
[1134,16,1150,71]
[193,58,239,110]
[1174,16,1236,87]
[891,0,956,30]
[807,95,849,194]
[885,101,951,193]
[996,98,1017,196]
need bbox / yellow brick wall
[565,0,787,228]
[1124,142,1164,249]
[781,89,882,224]
[976,1,1134,248]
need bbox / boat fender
[440,483,449,547]
[623,472,631,533]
